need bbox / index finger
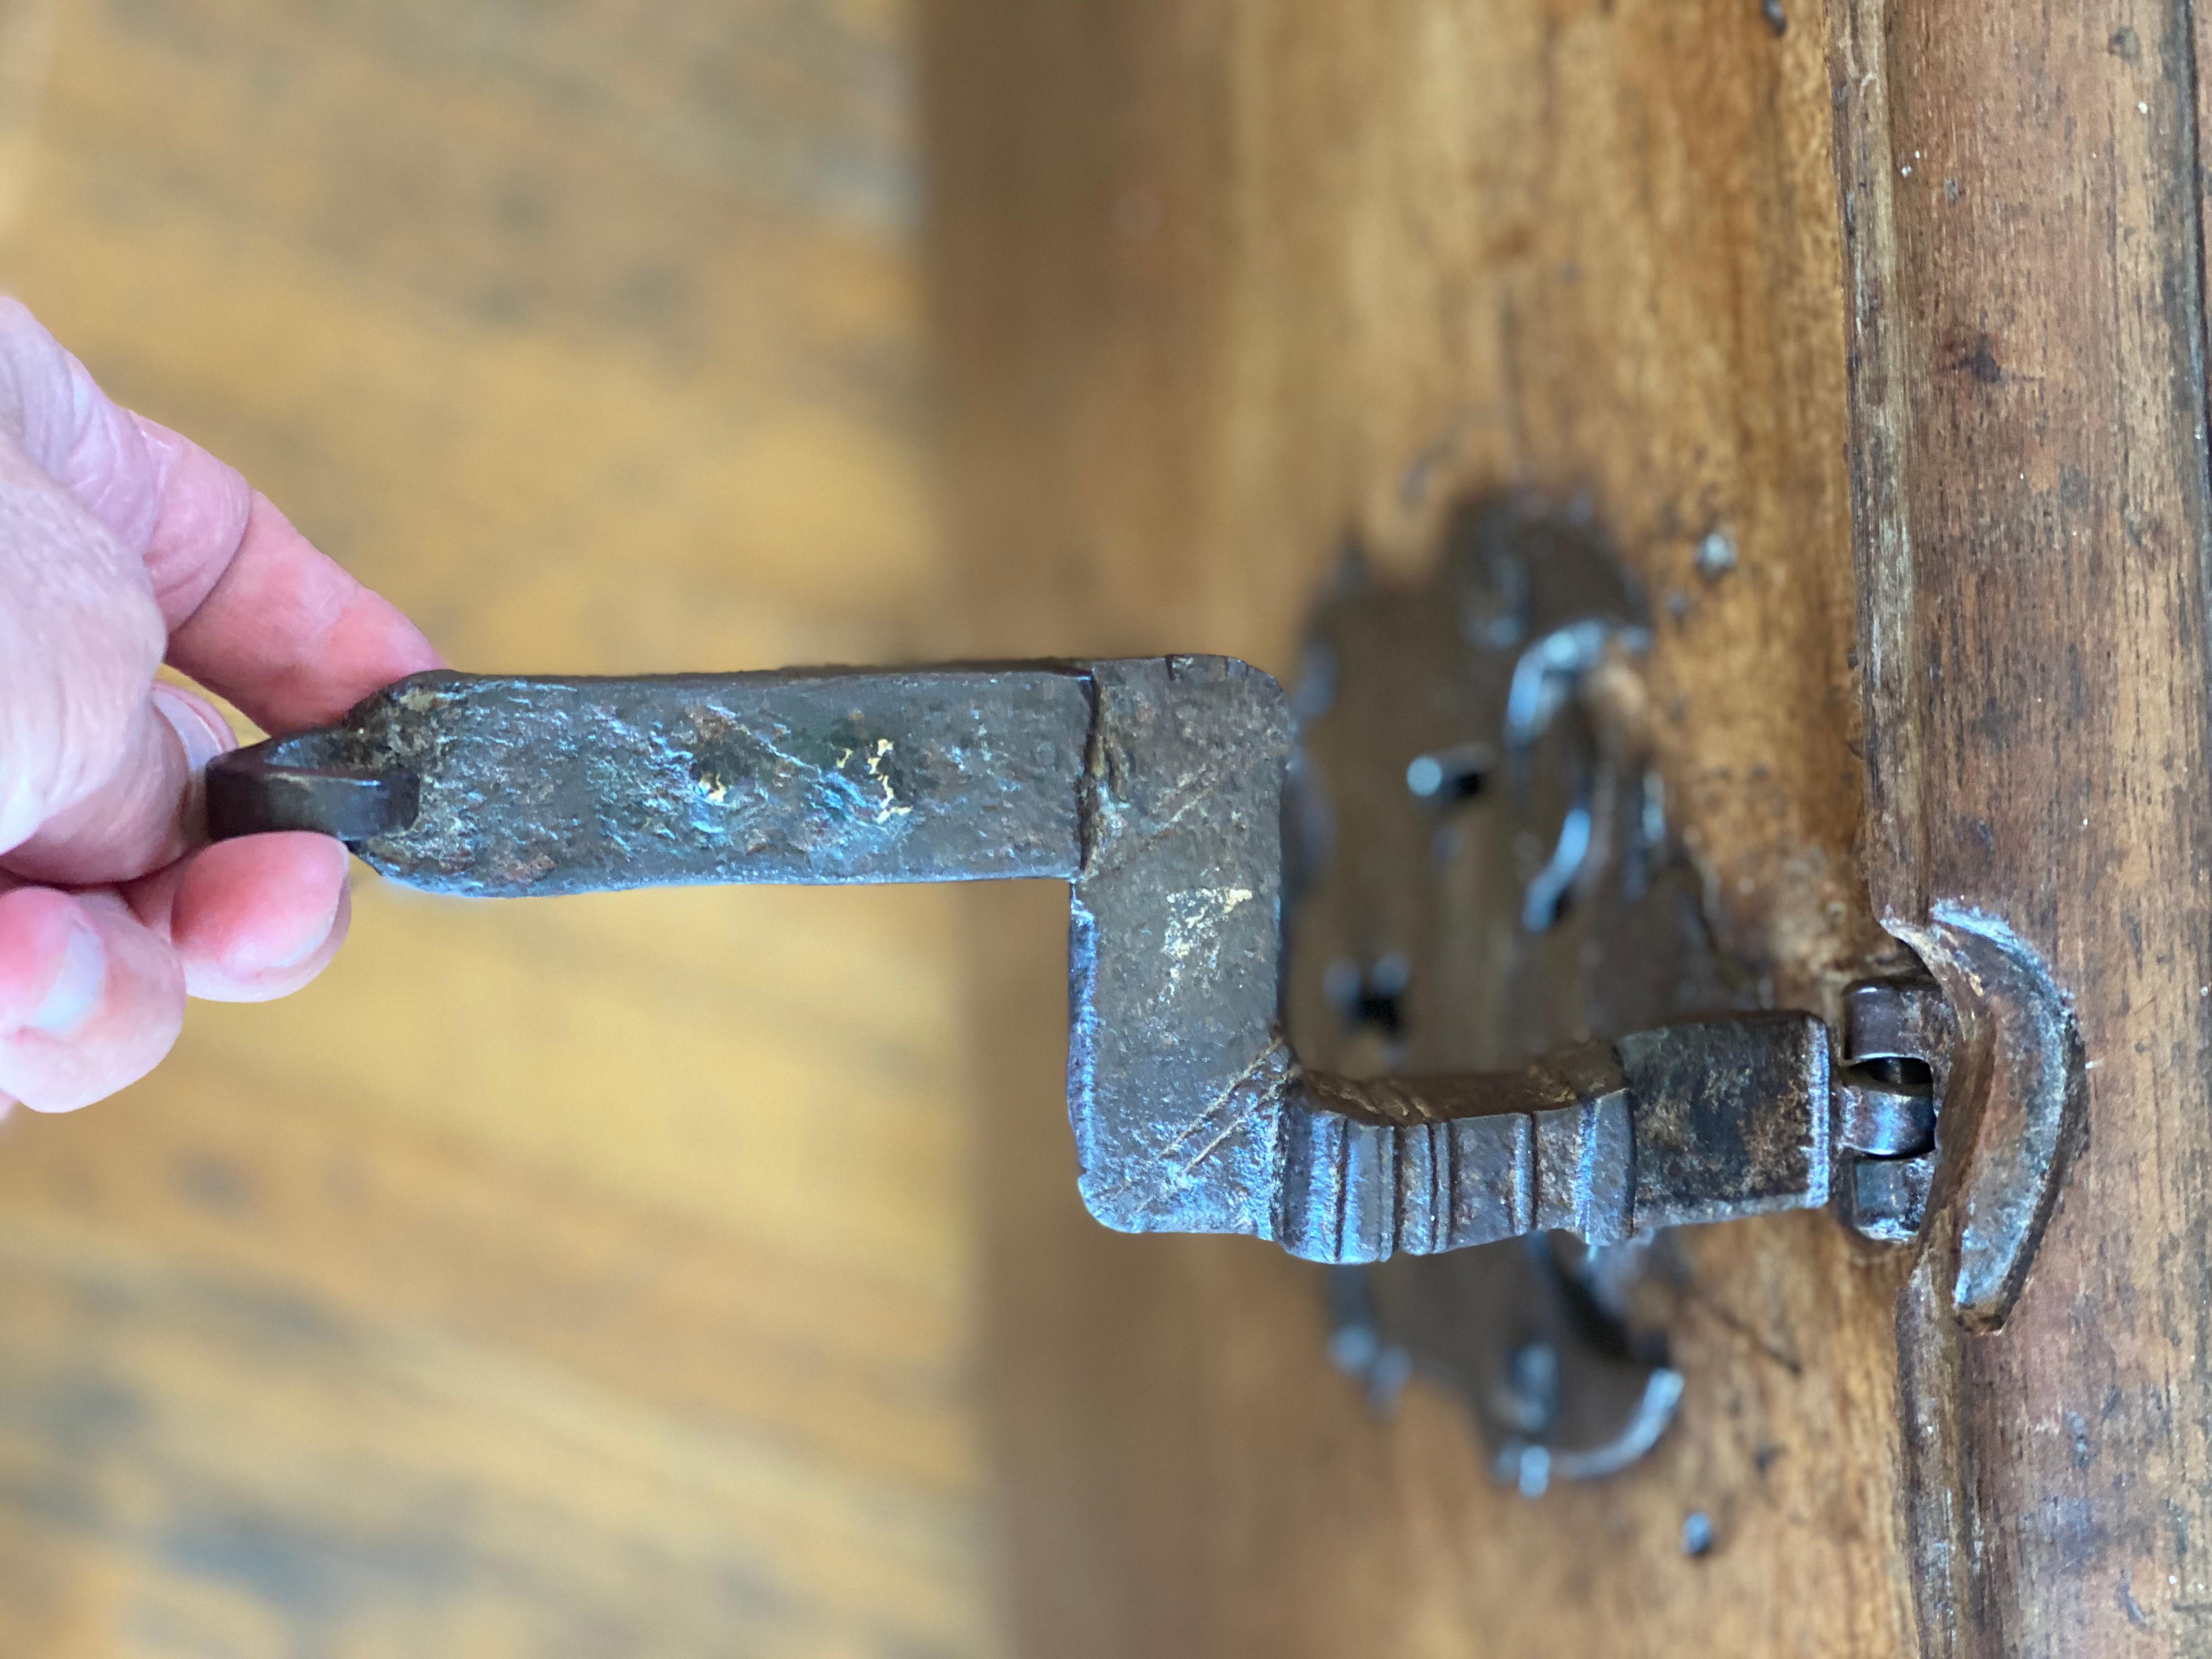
[150,443,445,732]
[0,300,442,732]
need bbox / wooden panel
[922,2,1920,1654]
[0,1,994,1652]
[1834,2,2212,1651]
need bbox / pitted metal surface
[213,667,1097,892]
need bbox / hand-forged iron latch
[211,494,1992,1489]
[208,645,1944,1267]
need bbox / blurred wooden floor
[0,1,995,1653]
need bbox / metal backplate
[1286,494,1758,1488]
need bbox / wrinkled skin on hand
[0,300,441,1112]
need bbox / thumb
[0,429,173,873]
[5,681,236,886]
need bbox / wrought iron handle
[206,661,1936,1262]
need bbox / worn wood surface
[0,1,997,1653]
[923,2,1921,1654]
[1833,1,2212,1652]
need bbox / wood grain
[1835,1,2212,1650]
[0,1,995,1652]
[923,1,1917,1653]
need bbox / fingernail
[229,886,342,977]
[28,917,105,1034]
[151,682,233,772]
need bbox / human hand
[0,300,441,1113]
